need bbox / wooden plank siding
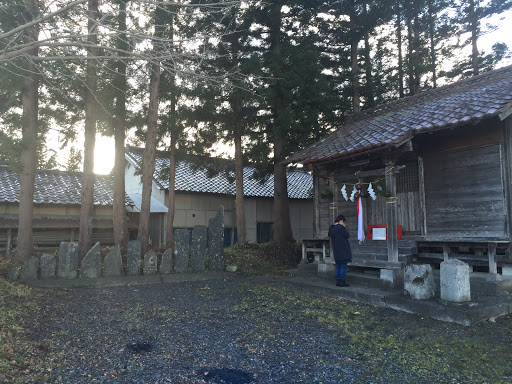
[366,191,422,234]
[423,143,507,239]
[503,118,512,260]
[316,174,333,237]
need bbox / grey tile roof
[0,166,133,206]
[289,64,512,164]
[125,148,313,200]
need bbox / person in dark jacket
[328,215,352,287]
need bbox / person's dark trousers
[335,262,349,287]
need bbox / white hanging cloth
[368,182,376,200]
[350,185,357,202]
[357,195,365,242]
[341,184,348,201]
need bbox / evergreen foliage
[0,0,511,256]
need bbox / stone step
[317,266,385,289]
[296,263,318,276]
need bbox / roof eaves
[499,102,512,121]
[303,142,390,167]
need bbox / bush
[224,242,302,276]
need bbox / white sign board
[372,227,387,240]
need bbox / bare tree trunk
[14,0,39,264]
[165,134,177,249]
[78,0,99,261]
[138,62,160,255]
[234,126,246,245]
[396,0,404,98]
[113,0,128,248]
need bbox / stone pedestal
[502,265,512,276]
[440,259,471,302]
[312,252,322,264]
[404,264,435,300]
[380,268,403,289]
[318,262,335,274]
[486,273,502,282]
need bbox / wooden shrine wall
[423,143,507,238]
[366,191,422,234]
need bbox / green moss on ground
[234,282,512,383]
[0,278,51,383]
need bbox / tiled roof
[0,166,133,206]
[289,64,512,164]
[125,148,313,200]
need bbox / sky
[48,10,512,175]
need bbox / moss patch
[233,281,512,383]
[0,278,52,383]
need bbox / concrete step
[346,271,383,289]
[296,263,318,276]
[315,266,385,289]
[286,275,512,326]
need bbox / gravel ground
[15,275,512,384]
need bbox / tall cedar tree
[14,0,39,263]
[112,0,129,248]
[245,1,335,245]
[450,0,512,78]
[78,0,99,261]
[138,4,164,255]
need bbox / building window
[224,228,238,248]
[397,161,419,192]
[257,222,274,244]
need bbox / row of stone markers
[11,207,225,281]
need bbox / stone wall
[12,207,225,282]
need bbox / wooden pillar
[329,175,335,224]
[6,229,12,258]
[70,228,75,242]
[443,244,449,262]
[502,118,512,261]
[487,242,501,281]
[385,162,399,262]
[313,172,320,238]
[418,156,427,236]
